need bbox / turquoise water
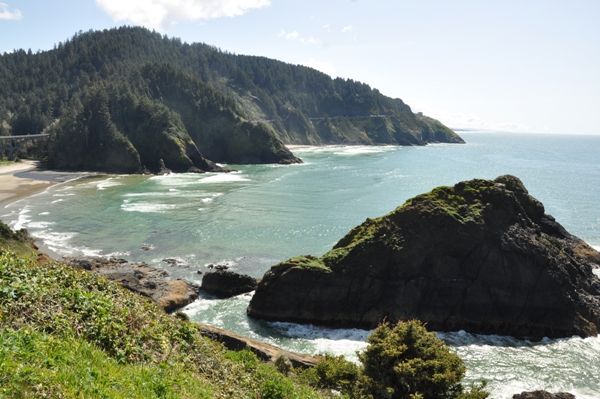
[2,132,600,398]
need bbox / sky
[1,0,599,135]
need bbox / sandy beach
[0,160,103,210]
[0,161,104,259]
[0,161,56,209]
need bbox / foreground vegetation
[0,248,331,398]
[0,221,37,258]
[0,238,489,398]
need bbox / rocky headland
[248,175,600,339]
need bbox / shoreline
[0,160,103,209]
[0,161,104,259]
[0,160,56,209]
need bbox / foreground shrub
[358,320,488,399]
[300,354,361,397]
[0,244,487,399]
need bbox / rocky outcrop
[248,176,600,339]
[201,270,258,298]
[66,256,198,312]
[512,391,576,399]
[195,323,320,369]
[0,221,51,264]
[0,221,33,253]
[156,159,172,175]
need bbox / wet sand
[0,161,55,208]
[0,161,104,209]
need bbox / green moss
[333,217,383,250]
[322,248,350,268]
[409,183,490,225]
[274,180,495,278]
[284,255,331,272]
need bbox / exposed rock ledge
[195,323,319,369]
[65,256,198,313]
[248,175,600,339]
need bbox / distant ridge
[0,26,463,172]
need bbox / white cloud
[300,58,335,76]
[0,3,22,20]
[341,25,352,33]
[279,29,319,44]
[301,36,318,44]
[323,24,331,32]
[280,30,299,40]
[95,0,270,30]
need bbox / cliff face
[248,176,600,339]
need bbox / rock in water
[157,159,172,175]
[512,391,576,399]
[202,270,258,298]
[247,176,600,339]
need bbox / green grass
[0,328,213,398]
[0,248,334,398]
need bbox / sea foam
[198,173,250,184]
[333,146,396,155]
[120,202,177,213]
[96,178,124,190]
[439,331,600,399]
[31,230,76,254]
[292,145,397,156]
[12,207,31,230]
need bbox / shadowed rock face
[248,175,600,339]
[512,391,575,399]
[201,270,258,298]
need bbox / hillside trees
[0,26,461,171]
[47,87,141,173]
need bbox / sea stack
[247,175,600,339]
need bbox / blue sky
[1,0,599,135]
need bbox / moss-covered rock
[248,176,600,339]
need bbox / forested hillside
[0,26,462,172]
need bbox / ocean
[2,132,600,398]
